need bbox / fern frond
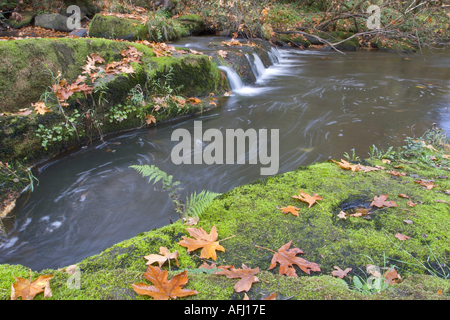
[184,190,222,218]
[130,164,169,186]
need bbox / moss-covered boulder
[175,14,205,36]
[1,151,450,299]
[5,10,37,29]
[88,14,149,41]
[371,38,416,53]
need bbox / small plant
[130,164,221,220]
[343,148,359,162]
[368,145,394,159]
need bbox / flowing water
[1,37,450,271]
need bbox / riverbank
[1,126,450,299]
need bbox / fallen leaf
[279,205,300,217]
[183,216,199,226]
[187,97,202,105]
[132,266,198,300]
[382,159,391,164]
[395,233,410,241]
[407,200,417,207]
[32,102,51,115]
[337,211,347,220]
[414,180,437,190]
[268,240,321,277]
[382,268,402,284]
[434,199,450,205]
[398,194,409,198]
[331,159,361,171]
[17,109,32,116]
[349,208,371,217]
[178,225,225,260]
[403,220,414,224]
[331,266,352,279]
[386,170,406,176]
[216,264,259,292]
[143,247,180,268]
[292,190,323,208]
[145,114,156,125]
[370,194,398,208]
[217,50,228,58]
[359,165,380,173]
[11,275,53,300]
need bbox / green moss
[88,14,149,41]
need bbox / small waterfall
[245,53,267,80]
[252,53,266,79]
[218,66,244,91]
[270,47,282,64]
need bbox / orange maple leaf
[395,233,410,241]
[178,225,225,260]
[216,264,260,292]
[331,266,352,279]
[145,115,156,125]
[143,247,179,268]
[292,190,323,208]
[11,275,53,300]
[414,180,437,190]
[370,194,398,208]
[279,205,300,216]
[268,240,321,277]
[331,159,361,171]
[132,266,198,300]
[32,102,52,114]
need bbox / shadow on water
[1,37,450,271]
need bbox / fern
[130,164,220,220]
[184,190,222,218]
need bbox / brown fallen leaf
[386,170,406,176]
[407,200,417,207]
[32,102,51,115]
[268,240,321,277]
[359,165,381,173]
[143,246,180,268]
[183,216,199,226]
[403,220,414,224]
[11,274,53,300]
[434,199,450,205]
[279,205,300,217]
[398,194,409,198]
[331,159,361,171]
[217,50,228,58]
[382,268,402,284]
[350,208,371,217]
[178,225,225,260]
[145,114,156,125]
[370,194,398,208]
[292,190,323,208]
[337,211,347,220]
[132,266,198,300]
[414,180,437,190]
[216,264,259,292]
[331,266,352,279]
[395,233,411,241]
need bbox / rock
[88,14,149,41]
[70,28,88,37]
[34,13,72,32]
[5,11,37,29]
[175,14,205,36]
[63,0,100,18]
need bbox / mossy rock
[88,14,149,41]
[5,10,37,29]
[372,39,416,53]
[1,155,450,299]
[175,14,205,36]
[0,37,153,111]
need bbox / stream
[1,36,450,271]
